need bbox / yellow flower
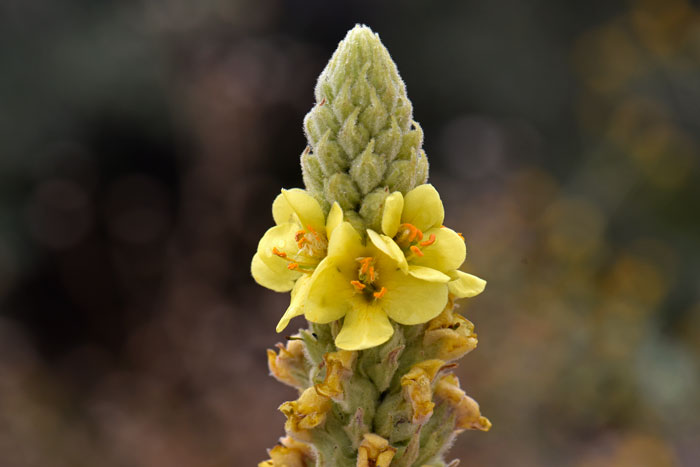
[251,188,343,331]
[356,433,396,467]
[377,184,487,299]
[303,221,450,350]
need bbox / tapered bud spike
[302,25,429,231]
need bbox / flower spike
[252,25,489,467]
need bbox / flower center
[351,257,387,300]
[394,223,436,259]
[271,224,328,273]
[295,225,328,259]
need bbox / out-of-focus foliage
[0,0,698,466]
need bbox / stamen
[398,223,424,243]
[358,257,373,274]
[373,287,387,299]
[287,262,299,270]
[350,280,366,292]
[410,245,424,257]
[457,232,465,241]
[420,234,436,247]
[272,247,287,258]
[368,266,376,282]
[414,229,423,242]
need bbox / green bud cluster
[301,25,429,231]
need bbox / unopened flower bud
[301,25,429,229]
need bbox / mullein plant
[252,25,490,467]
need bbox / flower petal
[282,188,325,232]
[380,272,448,325]
[410,227,466,272]
[251,252,298,292]
[408,265,451,283]
[276,275,314,332]
[381,191,404,238]
[327,222,364,259]
[326,202,343,238]
[448,270,486,298]
[367,229,408,272]
[304,258,355,324]
[401,184,444,232]
[258,223,301,269]
[272,191,295,226]
[335,302,395,350]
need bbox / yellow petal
[410,227,466,272]
[335,301,395,350]
[282,188,325,232]
[448,270,486,298]
[401,184,444,232]
[381,191,404,238]
[326,202,343,238]
[408,265,451,283]
[258,223,301,269]
[380,272,448,325]
[272,191,295,225]
[304,258,354,324]
[277,275,314,332]
[327,221,364,260]
[251,252,298,292]
[367,229,408,272]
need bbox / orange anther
[319,97,326,106]
[287,262,299,270]
[410,245,424,257]
[368,266,376,282]
[306,225,317,234]
[295,230,306,242]
[272,247,287,258]
[373,287,387,299]
[358,257,373,274]
[457,232,465,241]
[401,223,424,242]
[350,280,366,291]
[420,234,436,247]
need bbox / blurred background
[1,0,699,465]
